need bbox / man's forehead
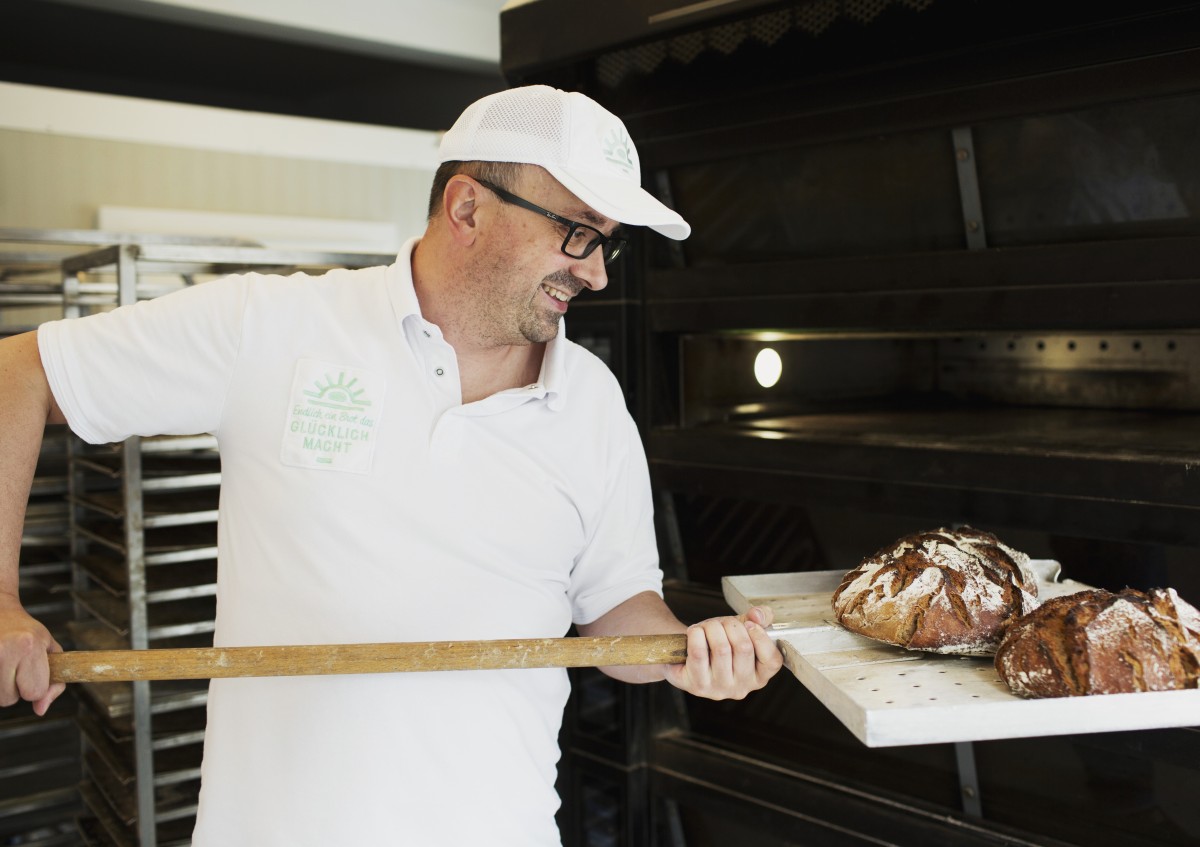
[520,167,620,230]
[558,194,620,233]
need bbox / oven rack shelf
[0,711,80,806]
[646,236,1200,335]
[75,682,208,727]
[60,243,394,311]
[72,521,218,565]
[0,789,81,847]
[72,590,216,641]
[78,781,193,847]
[649,405,1200,545]
[78,707,206,763]
[72,489,220,527]
[77,555,216,604]
[73,454,221,491]
[80,711,203,800]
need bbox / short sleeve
[38,275,249,444]
[566,409,664,625]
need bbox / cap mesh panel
[471,91,566,161]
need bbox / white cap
[438,85,691,240]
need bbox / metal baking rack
[59,242,394,847]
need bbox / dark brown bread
[995,587,1200,698]
[831,526,1038,654]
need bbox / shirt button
[435,368,445,376]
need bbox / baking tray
[723,561,1200,747]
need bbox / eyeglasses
[475,179,627,265]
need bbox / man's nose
[571,249,609,292]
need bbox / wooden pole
[49,634,690,682]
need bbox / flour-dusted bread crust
[831,527,1039,655]
[995,587,1200,698]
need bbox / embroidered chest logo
[281,360,384,474]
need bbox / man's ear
[442,175,482,247]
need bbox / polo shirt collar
[389,237,423,323]
[539,330,567,411]
[389,237,568,412]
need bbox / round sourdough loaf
[831,527,1038,654]
[995,587,1200,698]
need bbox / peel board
[724,561,1200,747]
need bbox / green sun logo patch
[304,372,372,411]
[602,129,636,174]
[282,359,384,473]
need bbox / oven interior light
[754,347,782,388]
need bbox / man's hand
[0,593,64,715]
[662,605,784,700]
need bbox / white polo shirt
[38,238,663,846]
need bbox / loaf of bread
[995,587,1200,698]
[831,527,1038,655]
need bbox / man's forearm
[576,591,686,684]
[0,331,63,597]
[0,330,70,714]
[577,590,784,694]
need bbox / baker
[0,85,784,845]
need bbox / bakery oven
[502,2,1200,846]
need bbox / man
[0,85,783,845]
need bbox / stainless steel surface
[61,243,393,275]
[0,227,260,248]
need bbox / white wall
[0,82,442,247]
[44,0,507,70]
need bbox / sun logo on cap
[602,129,635,174]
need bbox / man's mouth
[541,282,572,302]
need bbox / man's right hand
[0,593,64,715]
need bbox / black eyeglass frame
[475,178,627,265]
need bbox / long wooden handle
[48,634,691,683]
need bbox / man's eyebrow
[566,207,611,228]
[569,207,622,234]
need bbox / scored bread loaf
[831,526,1038,655]
[995,587,1200,698]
